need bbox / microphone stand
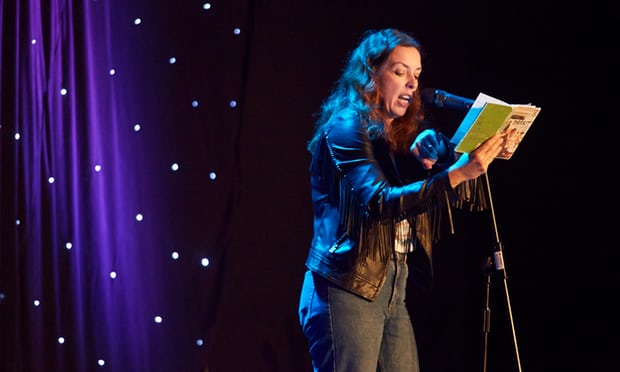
[479,172,522,372]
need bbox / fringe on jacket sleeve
[409,176,489,292]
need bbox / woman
[298,28,503,372]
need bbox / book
[450,92,541,160]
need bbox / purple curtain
[1,1,251,370]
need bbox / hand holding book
[450,93,541,160]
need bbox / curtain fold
[1,1,248,370]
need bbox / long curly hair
[308,28,425,155]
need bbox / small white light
[133,123,141,132]
[154,316,163,323]
[110,271,117,279]
[233,28,241,35]
[14,132,21,140]
[191,100,199,108]
[16,219,21,225]
[201,258,210,267]
[60,88,67,95]
[196,338,204,346]
[94,164,102,172]
[136,214,143,221]
[34,299,41,306]
[171,163,179,171]
[202,3,211,10]
[31,39,37,45]
[209,172,216,180]
[109,69,116,75]
[48,177,55,184]
[171,252,180,260]
[98,359,105,366]
[168,57,176,64]
[58,337,65,344]
[134,18,142,25]
[65,242,72,250]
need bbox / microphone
[421,88,474,111]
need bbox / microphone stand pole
[479,172,522,372]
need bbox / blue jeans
[298,256,419,372]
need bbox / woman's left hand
[410,129,448,170]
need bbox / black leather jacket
[304,108,465,301]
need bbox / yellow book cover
[450,93,541,160]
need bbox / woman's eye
[395,70,405,77]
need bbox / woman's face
[375,45,421,124]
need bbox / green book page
[453,103,513,153]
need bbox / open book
[450,93,541,160]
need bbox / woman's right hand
[447,133,505,188]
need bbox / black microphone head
[420,87,473,111]
[420,88,438,106]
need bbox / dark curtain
[1,0,251,370]
[1,1,612,372]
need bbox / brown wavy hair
[308,28,425,154]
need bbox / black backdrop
[207,2,611,371]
